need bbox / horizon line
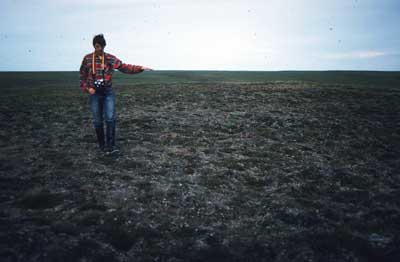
[1,69,400,73]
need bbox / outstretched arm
[113,57,153,74]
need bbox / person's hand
[140,66,153,71]
[88,88,96,95]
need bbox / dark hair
[93,34,106,47]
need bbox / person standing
[80,34,152,155]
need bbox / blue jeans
[90,88,116,129]
[90,88,117,148]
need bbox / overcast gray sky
[0,0,399,71]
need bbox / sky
[0,0,399,71]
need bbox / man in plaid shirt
[80,34,152,155]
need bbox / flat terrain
[0,71,399,261]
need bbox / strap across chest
[92,52,105,77]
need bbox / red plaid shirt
[79,52,144,93]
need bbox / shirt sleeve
[79,57,89,93]
[113,56,144,74]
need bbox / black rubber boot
[105,120,119,155]
[95,126,106,153]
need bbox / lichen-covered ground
[0,72,399,261]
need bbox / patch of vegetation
[1,71,399,261]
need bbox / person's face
[94,43,104,55]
